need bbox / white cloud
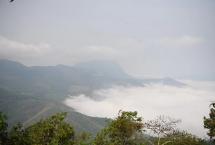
[0,34,146,73]
[0,35,51,61]
[64,80,215,137]
[69,45,119,62]
[158,35,204,48]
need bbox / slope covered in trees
[0,87,109,135]
[0,110,213,145]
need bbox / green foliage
[74,132,92,145]
[0,112,8,145]
[0,87,108,135]
[0,111,108,145]
[8,123,30,145]
[204,103,215,142]
[0,112,76,145]
[93,110,144,145]
[0,110,213,145]
[161,131,207,145]
[26,112,74,145]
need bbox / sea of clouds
[64,80,215,137]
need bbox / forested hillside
[1,109,214,145]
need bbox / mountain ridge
[0,59,185,134]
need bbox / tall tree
[163,130,207,145]
[145,115,181,145]
[204,103,215,142]
[8,123,29,145]
[93,110,144,145]
[0,112,8,145]
[26,112,75,145]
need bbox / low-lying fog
[64,80,215,137]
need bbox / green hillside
[0,87,109,135]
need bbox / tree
[26,112,75,145]
[93,110,144,145]
[204,102,215,142]
[8,123,30,145]
[162,130,207,145]
[0,112,8,145]
[145,115,181,145]
[74,132,92,145]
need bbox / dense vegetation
[204,103,215,143]
[1,106,214,145]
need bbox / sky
[0,0,215,78]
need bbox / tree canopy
[0,109,212,145]
[204,102,215,143]
[93,111,144,145]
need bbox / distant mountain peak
[74,60,129,78]
[0,59,25,67]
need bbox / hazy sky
[0,0,215,78]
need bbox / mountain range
[0,59,185,134]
